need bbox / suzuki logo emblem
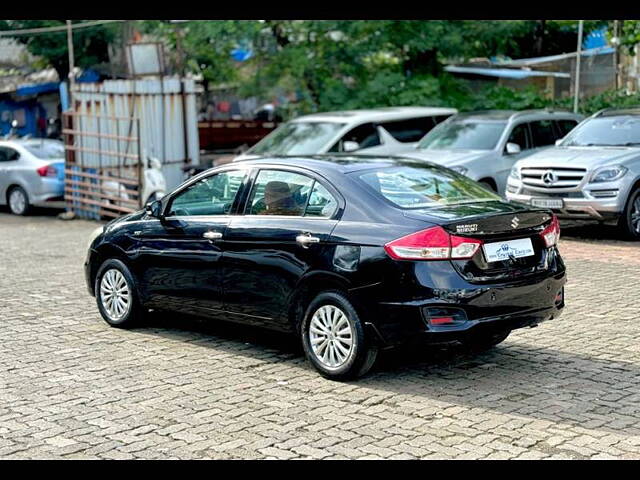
[511,216,520,229]
[542,170,557,185]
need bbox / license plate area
[482,238,535,263]
[530,198,563,209]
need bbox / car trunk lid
[403,201,555,283]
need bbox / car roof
[451,109,582,122]
[290,107,457,124]
[230,154,428,174]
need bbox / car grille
[521,167,587,189]
[520,188,584,198]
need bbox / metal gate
[63,111,142,220]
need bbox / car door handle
[203,231,223,240]
[296,233,320,247]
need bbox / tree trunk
[403,49,439,77]
[533,20,546,56]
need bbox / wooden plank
[64,111,139,122]
[65,145,139,160]
[64,178,140,199]
[63,194,136,214]
[62,129,138,142]
[64,186,140,207]
[64,169,139,186]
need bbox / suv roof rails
[593,107,640,117]
[509,108,573,120]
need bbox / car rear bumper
[506,191,622,221]
[30,178,65,208]
[353,264,567,347]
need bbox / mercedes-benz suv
[506,108,640,239]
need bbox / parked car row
[235,106,640,239]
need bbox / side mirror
[505,142,522,155]
[145,199,163,219]
[555,138,564,146]
[343,140,360,152]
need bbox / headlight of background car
[589,165,628,183]
[509,165,521,180]
[451,166,468,175]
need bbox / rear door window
[0,147,20,162]
[379,116,441,143]
[529,120,557,147]
[329,123,380,152]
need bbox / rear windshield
[357,165,500,209]
[22,141,65,159]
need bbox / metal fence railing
[63,111,142,220]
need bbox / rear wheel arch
[288,272,352,333]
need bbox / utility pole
[66,20,76,110]
[573,20,584,114]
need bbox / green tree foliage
[145,20,606,118]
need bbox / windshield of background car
[22,142,65,159]
[561,116,640,147]
[416,120,507,151]
[357,165,501,209]
[248,121,346,155]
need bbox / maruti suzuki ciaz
[85,156,566,380]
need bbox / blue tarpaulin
[16,81,60,97]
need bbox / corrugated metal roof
[503,46,615,66]
[444,66,570,79]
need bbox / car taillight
[37,165,57,177]
[540,215,560,247]
[384,226,482,261]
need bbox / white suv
[234,107,456,161]
[400,110,583,195]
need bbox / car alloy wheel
[9,188,27,215]
[99,268,132,321]
[308,304,356,370]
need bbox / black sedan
[85,156,566,380]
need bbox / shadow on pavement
[130,311,640,438]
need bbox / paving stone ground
[1,210,639,459]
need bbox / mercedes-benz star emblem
[542,170,557,185]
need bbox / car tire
[461,329,511,353]
[301,291,378,381]
[8,186,30,215]
[618,186,640,240]
[95,258,144,329]
[479,180,497,193]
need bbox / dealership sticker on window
[483,238,534,263]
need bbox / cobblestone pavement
[1,211,640,459]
